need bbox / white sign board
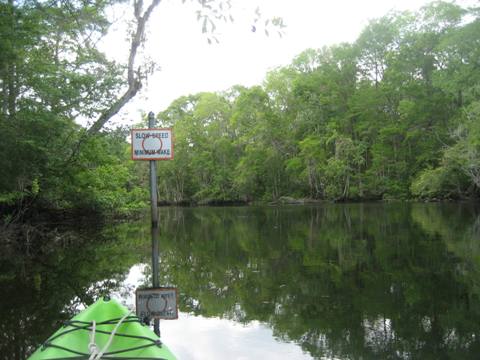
[131,128,173,161]
[136,288,178,320]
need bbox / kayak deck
[28,297,176,359]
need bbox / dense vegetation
[1,0,479,218]
[0,0,161,216]
[157,1,480,203]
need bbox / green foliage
[153,1,480,203]
[0,0,147,215]
[0,0,292,214]
[411,167,451,198]
[2,0,480,212]
[412,101,480,199]
[55,131,148,212]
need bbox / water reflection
[0,219,143,359]
[155,203,480,359]
[116,264,312,360]
[162,313,312,360]
[1,203,480,359]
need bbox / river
[1,203,480,359]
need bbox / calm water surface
[2,203,480,359]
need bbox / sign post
[148,112,160,336]
[131,112,175,337]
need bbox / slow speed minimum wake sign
[131,128,173,161]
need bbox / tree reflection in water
[1,203,480,359]
[0,219,142,359]
[156,203,480,359]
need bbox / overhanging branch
[87,0,162,135]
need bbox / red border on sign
[135,287,179,320]
[131,128,174,161]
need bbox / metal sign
[136,288,178,320]
[131,128,173,161]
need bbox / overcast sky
[100,0,475,127]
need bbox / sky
[100,0,475,127]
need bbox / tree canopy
[1,0,479,217]
[0,0,280,215]
[156,1,480,203]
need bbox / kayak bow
[28,297,176,359]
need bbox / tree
[413,101,480,199]
[0,0,127,211]
[0,0,281,213]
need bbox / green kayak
[28,297,176,359]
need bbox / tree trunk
[7,62,17,120]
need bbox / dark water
[2,203,480,359]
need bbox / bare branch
[87,0,161,135]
